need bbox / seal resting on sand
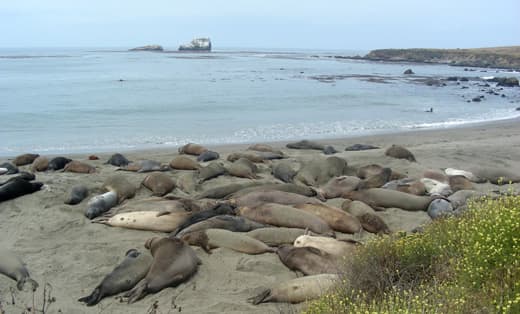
[141,172,175,196]
[277,245,339,275]
[344,188,436,211]
[169,156,199,170]
[272,161,297,183]
[48,157,72,171]
[181,229,276,254]
[0,248,39,291]
[106,153,130,167]
[31,156,49,172]
[102,175,137,203]
[12,153,40,166]
[64,185,89,205]
[385,144,416,162]
[197,150,220,162]
[63,160,96,173]
[0,177,43,202]
[227,157,259,179]
[293,234,358,258]
[178,143,208,156]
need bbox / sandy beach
[1,119,519,314]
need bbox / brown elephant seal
[227,157,259,179]
[181,228,275,254]
[196,150,220,162]
[0,248,39,291]
[286,140,324,151]
[249,274,339,304]
[272,161,297,183]
[64,185,89,205]
[238,203,334,236]
[12,153,40,166]
[78,249,153,306]
[277,245,339,275]
[470,167,520,185]
[31,156,49,172]
[356,164,383,179]
[178,143,208,156]
[342,200,390,234]
[295,156,347,186]
[0,177,43,202]
[383,179,427,196]
[141,172,175,196]
[64,160,96,173]
[385,144,416,162]
[119,160,169,173]
[102,175,137,203]
[230,190,321,208]
[448,175,474,191]
[248,144,282,154]
[198,162,227,183]
[48,156,72,171]
[124,237,200,303]
[85,191,118,219]
[175,215,267,238]
[228,151,284,163]
[357,167,392,190]
[343,188,436,211]
[170,203,236,236]
[316,176,360,199]
[169,156,199,170]
[246,227,312,246]
[294,234,358,258]
[106,153,130,167]
[293,203,362,234]
[423,169,448,183]
[196,182,262,199]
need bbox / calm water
[1,47,519,156]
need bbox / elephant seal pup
[385,144,416,162]
[125,237,200,303]
[141,172,175,196]
[427,199,454,219]
[178,143,208,156]
[176,215,267,238]
[31,156,49,172]
[294,235,358,258]
[293,203,362,234]
[277,245,339,275]
[286,140,324,151]
[181,228,275,254]
[343,188,436,211]
[119,160,169,173]
[13,153,40,166]
[93,210,191,232]
[0,248,39,291]
[238,203,334,236]
[0,162,18,174]
[106,153,130,167]
[64,185,89,205]
[48,157,72,171]
[198,162,227,183]
[449,175,474,192]
[295,156,347,186]
[102,175,137,203]
[246,227,311,246]
[272,161,297,183]
[470,167,520,185]
[249,274,339,304]
[78,249,153,306]
[342,200,391,235]
[420,178,452,196]
[227,157,259,179]
[63,160,96,173]
[345,144,379,151]
[84,191,118,219]
[197,150,220,162]
[169,156,199,170]
[248,144,283,154]
[316,176,360,199]
[170,203,236,236]
[357,167,392,190]
[0,178,43,202]
[230,190,321,208]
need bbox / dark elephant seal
[198,162,226,183]
[64,160,96,173]
[344,188,436,211]
[295,156,347,186]
[181,228,275,254]
[141,172,175,196]
[169,156,199,170]
[277,245,338,275]
[178,143,208,156]
[197,150,220,162]
[0,248,39,291]
[0,178,43,202]
[286,140,324,151]
[31,156,49,172]
[124,237,200,303]
[357,167,392,189]
[345,144,380,151]
[13,153,40,166]
[385,144,416,162]
[227,157,258,179]
[64,185,89,205]
[170,203,236,236]
[249,274,339,304]
[48,157,72,171]
[175,215,267,237]
[448,175,474,192]
[84,191,118,219]
[0,172,35,186]
[248,144,282,154]
[119,160,169,173]
[78,249,153,306]
[102,175,137,203]
[343,200,391,234]
[322,145,337,155]
[427,199,454,219]
[272,161,297,183]
[106,153,130,167]
[0,162,18,174]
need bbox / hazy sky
[1,0,518,49]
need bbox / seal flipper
[248,288,272,305]
[78,287,102,306]
[125,279,148,304]
[16,276,39,292]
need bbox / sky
[0,0,519,50]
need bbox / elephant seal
[272,161,297,183]
[124,237,200,303]
[385,144,416,162]
[0,162,18,174]
[93,211,191,232]
[0,172,35,186]
[13,153,40,166]
[170,203,236,236]
[396,180,427,196]
[106,153,130,167]
[175,215,267,237]
[64,185,89,205]
[181,229,275,254]
[229,183,319,199]
[196,150,220,162]
[470,167,520,185]
[420,178,452,196]
[322,145,338,155]
[178,143,208,156]
[198,162,226,183]
[246,227,311,246]
[84,191,118,219]
[447,190,487,209]
[248,144,282,154]
[228,151,284,163]
[119,160,169,173]
[294,235,358,258]
[0,167,7,175]
[48,157,72,171]
[277,245,338,275]
[238,203,334,236]
[31,156,49,172]
[448,175,474,191]
[196,182,262,199]
[249,274,339,304]
[0,178,43,202]
[286,140,324,151]
[169,156,199,170]
[0,248,39,291]
[423,169,448,183]
[78,249,153,306]
[343,188,436,211]
[357,167,392,189]
[345,144,380,151]
[227,158,259,179]
[141,172,175,196]
[64,160,96,173]
[342,200,390,235]
[295,156,347,186]
[293,203,362,234]
[356,164,383,179]
[427,199,454,219]
[316,176,360,199]
[230,190,321,208]
[444,168,480,182]
[102,175,137,203]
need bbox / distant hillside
[363,46,520,70]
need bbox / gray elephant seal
[175,215,267,237]
[227,151,284,163]
[272,161,297,183]
[385,144,416,162]
[295,156,347,186]
[248,144,283,154]
[286,140,324,150]
[169,156,200,170]
[230,190,321,208]
[198,162,227,183]
[48,157,72,171]
[344,188,436,211]
[13,153,40,166]
[357,167,392,189]
[0,248,39,291]
[178,143,208,156]
[64,185,89,205]
[141,172,175,196]
[102,175,137,203]
[106,153,130,167]
[322,145,338,155]
[0,162,19,174]
[227,157,259,179]
[316,176,360,199]
[181,228,275,254]
[119,160,169,173]
[345,144,380,151]
[196,182,262,199]
[84,191,118,219]
[31,156,49,172]
[124,237,200,303]
[78,249,153,306]
[0,178,43,202]
[470,167,520,185]
[197,150,220,162]
[229,183,318,199]
[170,203,236,236]
[277,245,338,275]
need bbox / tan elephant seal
[248,143,283,154]
[294,156,347,186]
[272,161,298,183]
[0,248,39,291]
[246,227,312,246]
[13,153,40,166]
[169,156,199,170]
[343,188,436,211]
[124,237,200,303]
[448,175,474,191]
[342,200,390,235]
[293,234,358,258]
[394,180,427,196]
[31,156,49,172]
[356,164,383,179]
[357,167,392,189]
[230,190,321,208]
[102,175,137,203]
[423,169,448,183]
[277,245,339,275]
[385,144,416,162]
[198,162,227,183]
[178,143,208,156]
[293,203,362,234]
[227,157,259,179]
[141,172,175,196]
[316,176,360,199]
[180,228,275,254]
[64,160,96,173]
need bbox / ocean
[1,47,519,157]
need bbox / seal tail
[125,279,148,304]
[247,289,272,305]
[78,287,102,306]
